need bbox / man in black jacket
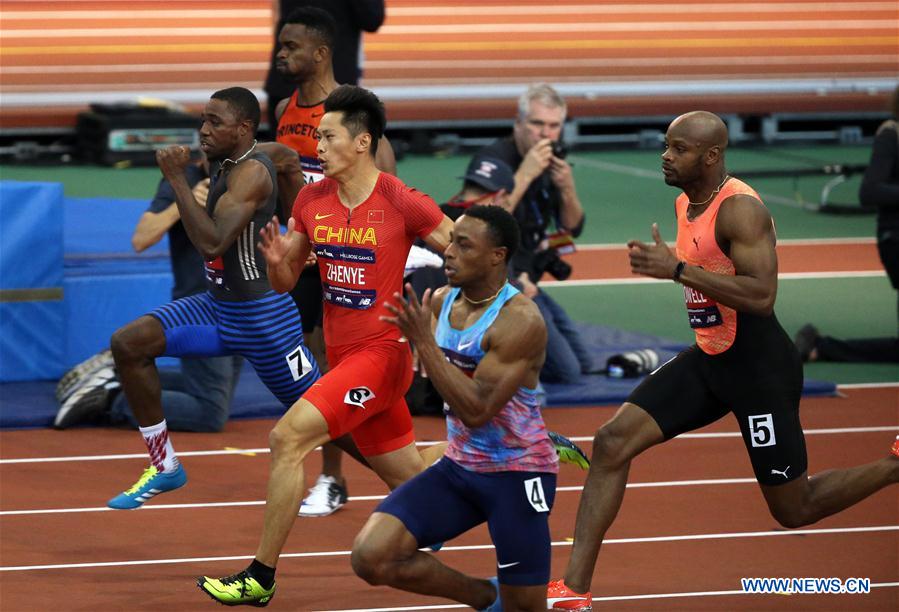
[795,84,899,363]
[475,83,594,383]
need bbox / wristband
[672,260,686,282]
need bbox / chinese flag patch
[368,209,384,224]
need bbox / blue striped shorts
[149,291,320,409]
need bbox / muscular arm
[421,215,454,253]
[133,172,206,252]
[168,160,271,260]
[680,195,778,315]
[415,292,546,428]
[256,141,304,222]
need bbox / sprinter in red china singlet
[198,85,453,607]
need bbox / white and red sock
[139,420,180,473]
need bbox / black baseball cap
[459,155,515,193]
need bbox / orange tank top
[275,90,325,185]
[674,178,763,355]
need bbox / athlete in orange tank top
[277,91,325,184]
[549,112,899,611]
[674,177,767,354]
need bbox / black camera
[551,140,567,159]
[532,248,572,281]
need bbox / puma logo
[770,466,790,479]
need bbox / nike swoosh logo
[314,213,334,220]
[458,341,475,351]
[311,112,324,118]
[497,561,520,569]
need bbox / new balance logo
[770,466,791,479]
[344,386,375,408]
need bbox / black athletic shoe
[53,366,118,429]
[55,349,113,403]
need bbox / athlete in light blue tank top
[361,205,560,607]
[436,283,558,473]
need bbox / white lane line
[567,155,866,211]
[1,425,893,466]
[674,425,897,439]
[838,382,899,389]
[314,582,899,611]
[539,270,887,287]
[576,237,875,249]
[773,237,877,246]
[564,425,898,443]
[0,477,763,517]
[2,525,895,572]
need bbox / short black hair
[282,7,336,50]
[462,204,520,262]
[210,87,261,134]
[323,85,385,156]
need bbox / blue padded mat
[0,323,837,429]
[64,197,168,256]
[541,324,837,405]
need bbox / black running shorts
[628,312,807,486]
[289,266,324,333]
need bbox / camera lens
[547,257,572,281]
[551,141,567,159]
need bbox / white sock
[139,420,180,473]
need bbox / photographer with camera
[474,83,593,383]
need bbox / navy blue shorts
[149,291,320,409]
[376,457,556,586]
